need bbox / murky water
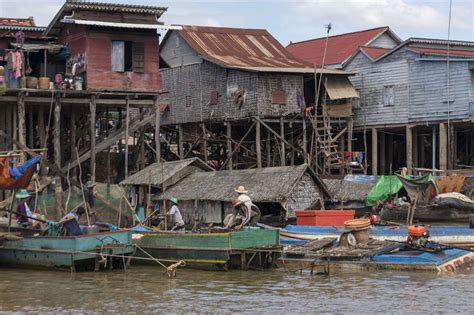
[1,267,473,313]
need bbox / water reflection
[1,267,473,313]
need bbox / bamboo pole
[154,96,161,162]
[90,96,96,182]
[256,120,262,168]
[125,96,130,179]
[53,97,62,220]
[226,122,233,170]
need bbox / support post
[124,97,130,179]
[347,117,353,152]
[90,96,97,182]
[379,132,386,175]
[226,122,232,170]
[439,123,448,171]
[201,123,208,162]
[338,133,345,175]
[280,117,285,166]
[406,125,413,175]
[371,127,378,175]
[302,117,307,164]
[432,125,436,171]
[38,106,46,176]
[18,93,26,162]
[412,129,418,171]
[178,124,184,160]
[256,120,262,168]
[70,111,77,180]
[154,96,161,162]
[28,106,34,148]
[54,97,62,220]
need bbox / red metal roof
[360,46,391,60]
[177,25,313,70]
[0,17,35,27]
[410,47,474,58]
[287,27,389,66]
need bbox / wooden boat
[381,204,474,222]
[132,227,280,270]
[278,238,474,273]
[275,224,474,247]
[0,230,135,271]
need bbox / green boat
[0,231,135,271]
[133,227,280,270]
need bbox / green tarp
[366,176,403,206]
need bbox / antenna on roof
[325,23,332,34]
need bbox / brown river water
[1,267,474,313]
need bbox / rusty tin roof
[176,25,314,71]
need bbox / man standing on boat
[84,181,96,224]
[225,186,261,230]
[167,197,185,231]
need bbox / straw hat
[15,189,30,199]
[170,197,178,205]
[235,186,248,194]
[86,181,96,189]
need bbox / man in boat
[58,207,86,236]
[84,181,96,224]
[225,186,261,230]
[167,197,185,231]
[15,189,34,227]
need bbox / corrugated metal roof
[65,0,167,15]
[287,27,392,66]
[410,47,474,58]
[360,46,390,60]
[176,25,314,71]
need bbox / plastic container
[295,210,355,226]
[38,77,50,90]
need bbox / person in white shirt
[168,197,185,231]
[225,186,261,230]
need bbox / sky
[1,0,473,45]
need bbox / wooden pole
[439,123,448,171]
[53,97,62,220]
[125,96,130,179]
[290,123,294,166]
[18,93,26,163]
[178,124,184,160]
[38,106,46,176]
[256,120,262,168]
[280,117,285,166]
[266,128,271,167]
[371,127,378,175]
[226,122,233,170]
[90,96,97,182]
[70,111,76,180]
[7,189,16,233]
[406,125,413,175]
[302,117,307,164]
[28,106,34,149]
[201,123,208,162]
[154,96,161,163]
[379,132,386,175]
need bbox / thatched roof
[158,164,330,202]
[120,158,213,187]
[322,175,377,203]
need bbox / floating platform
[133,227,280,270]
[0,231,135,271]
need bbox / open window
[383,86,394,106]
[111,41,144,73]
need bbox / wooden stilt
[256,120,262,168]
[280,117,285,166]
[18,93,26,162]
[178,124,184,160]
[412,128,418,170]
[379,131,386,175]
[371,128,378,175]
[28,106,34,148]
[5,104,12,151]
[266,128,271,167]
[201,123,208,162]
[70,111,76,180]
[439,123,448,171]
[124,97,129,179]
[290,123,294,166]
[406,125,413,175]
[226,122,232,170]
[302,117,307,164]
[90,96,97,182]
[54,97,62,220]
[154,96,161,163]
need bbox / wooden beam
[266,128,271,167]
[406,125,413,175]
[371,127,378,175]
[254,117,304,156]
[154,96,161,163]
[256,120,262,168]
[220,122,256,170]
[70,111,77,180]
[201,123,208,163]
[90,95,97,182]
[302,117,307,164]
[226,122,233,170]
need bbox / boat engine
[407,225,430,248]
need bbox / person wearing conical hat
[167,197,185,231]
[15,189,33,227]
[225,186,261,230]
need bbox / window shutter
[133,42,145,73]
[111,41,124,72]
[272,90,287,105]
